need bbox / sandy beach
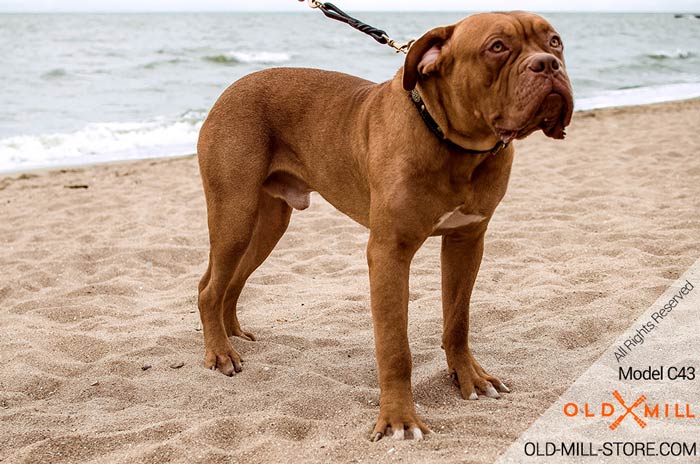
[1,99,699,463]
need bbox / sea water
[0,12,699,172]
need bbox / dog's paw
[204,343,243,376]
[370,405,431,442]
[229,327,256,342]
[450,350,510,400]
[224,318,256,341]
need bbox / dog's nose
[528,54,561,74]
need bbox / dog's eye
[550,36,561,48]
[490,41,506,53]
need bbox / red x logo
[610,390,647,430]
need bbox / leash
[300,0,413,54]
[300,0,507,156]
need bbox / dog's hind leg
[198,197,260,376]
[197,127,273,376]
[221,191,292,340]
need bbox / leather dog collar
[409,89,508,156]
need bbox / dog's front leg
[441,230,510,400]
[366,232,430,441]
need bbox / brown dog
[197,11,573,441]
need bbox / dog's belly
[262,169,372,227]
[264,170,489,234]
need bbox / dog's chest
[433,207,486,232]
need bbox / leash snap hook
[383,35,413,54]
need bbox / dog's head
[403,11,573,144]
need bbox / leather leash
[301,0,412,54]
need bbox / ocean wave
[41,68,68,79]
[3,80,700,173]
[203,51,292,65]
[646,49,694,60]
[0,111,206,173]
[575,82,700,111]
[143,58,186,69]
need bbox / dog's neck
[414,81,504,153]
[408,89,508,156]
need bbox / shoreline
[2,95,699,178]
[0,152,197,178]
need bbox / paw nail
[392,429,405,440]
[412,428,423,441]
[498,382,510,393]
[372,432,383,442]
[485,384,501,398]
[468,392,478,400]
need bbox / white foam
[0,114,203,173]
[646,48,694,60]
[228,51,292,64]
[574,82,700,111]
[2,82,699,174]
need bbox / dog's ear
[402,25,455,91]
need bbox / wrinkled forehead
[452,11,557,44]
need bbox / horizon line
[0,9,698,13]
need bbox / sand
[1,99,699,463]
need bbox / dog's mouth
[495,78,573,143]
[534,92,570,139]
